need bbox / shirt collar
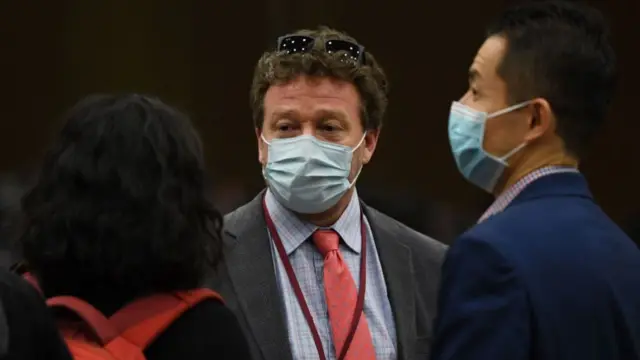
[478,165,579,223]
[264,189,363,255]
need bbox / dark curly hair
[250,26,389,131]
[19,94,223,301]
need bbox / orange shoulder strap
[12,265,42,295]
[109,289,223,350]
[22,272,42,294]
[46,296,119,345]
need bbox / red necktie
[312,229,376,359]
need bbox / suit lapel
[224,192,292,360]
[363,204,416,360]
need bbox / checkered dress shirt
[265,189,397,360]
[478,166,579,223]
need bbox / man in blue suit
[431,1,640,359]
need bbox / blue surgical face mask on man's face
[261,134,366,214]
[448,100,532,193]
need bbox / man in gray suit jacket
[209,26,447,360]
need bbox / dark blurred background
[1,0,638,257]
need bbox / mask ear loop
[485,100,533,165]
[350,133,367,153]
[260,134,271,146]
[348,168,363,188]
[492,142,527,165]
[487,100,533,119]
[348,132,368,188]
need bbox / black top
[68,288,254,360]
[143,298,253,359]
[40,288,251,360]
[11,259,253,360]
[0,269,72,360]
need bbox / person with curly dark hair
[17,94,252,360]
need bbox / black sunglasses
[276,35,365,64]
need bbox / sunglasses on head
[276,35,365,65]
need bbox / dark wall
[2,0,639,226]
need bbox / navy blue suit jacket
[431,173,640,360]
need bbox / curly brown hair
[250,26,389,131]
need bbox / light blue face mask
[261,134,366,214]
[448,100,531,193]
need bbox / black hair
[19,94,223,300]
[487,0,617,158]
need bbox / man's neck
[494,150,578,197]
[296,189,355,227]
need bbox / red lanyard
[262,195,367,360]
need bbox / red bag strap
[109,289,223,349]
[22,272,42,294]
[39,282,222,350]
[46,296,119,345]
[11,262,42,295]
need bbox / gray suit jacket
[208,191,447,360]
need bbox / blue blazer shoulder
[431,173,640,360]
